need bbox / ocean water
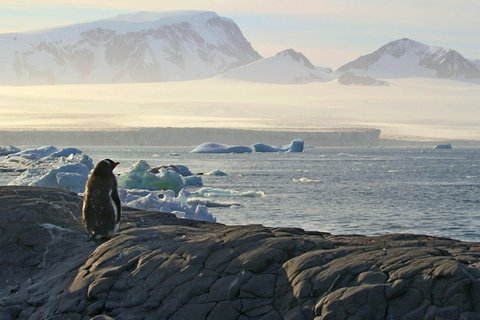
[2,146,480,241]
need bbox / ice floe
[292,177,321,183]
[191,187,266,198]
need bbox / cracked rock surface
[2,186,480,320]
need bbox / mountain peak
[276,49,315,69]
[223,49,332,84]
[377,38,429,57]
[0,11,261,84]
[337,38,480,80]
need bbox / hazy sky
[1,0,478,68]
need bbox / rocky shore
[1,186,480,320]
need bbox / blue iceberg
[117,160,184,193]
[253,139,304,153]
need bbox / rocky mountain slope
[337,38,480,80]
[0,11,261,84]
[2,186,480,319]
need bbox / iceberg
[117,160,184,193]
[204,169,227,176]
[190,142,252,154]
[0,146,20,156]
[252,139,304,153]
[120,188,215,222]
[434,143,452,150]
[7,147,94,193]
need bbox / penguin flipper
[111,188,122,223]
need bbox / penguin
[82,159,121,240]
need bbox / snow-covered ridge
[108,10,218,24]
[337,38,480,80]
[0,11,260,84]
[224,48,333,84]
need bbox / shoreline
[1,186,480,319]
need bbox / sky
[0,0,479,68]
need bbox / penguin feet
[86,232,114,242]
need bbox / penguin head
[92,158,120,176]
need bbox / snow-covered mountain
[337,38,480,80]
[0,11,261,84]
[223,49,333,84]
[474,60,480,70]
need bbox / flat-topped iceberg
[434,143,452,150]
[190,142,252,154]
[253,139,304,152]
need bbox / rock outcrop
[1,186,480,319]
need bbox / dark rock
[2,186,480,319]
[338,72,389,86]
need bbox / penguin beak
[112,162,119,168]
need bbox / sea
[2,146,480,241]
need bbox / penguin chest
[109,190,119,222]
